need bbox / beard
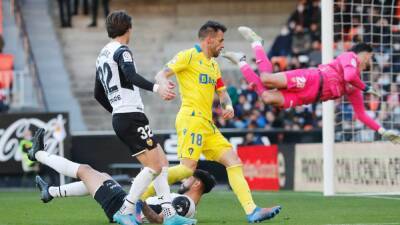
[178,184,190,194]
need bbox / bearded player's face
[359,52,373,71]
[209,30,225,57]
[178,177,196,194]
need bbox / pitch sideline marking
[325,223,400,225]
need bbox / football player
[143,21,282,223]
[93,10,195,225]
[30,129,214,224]
[223,26,400,144]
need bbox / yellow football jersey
[167,44,226,121]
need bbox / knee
[219,150,242,167]
[261,92,274,104]
[260,74,274,88]
[149,164,162,174]
[77,164,93,177]
[102,172,112,180]
[261,92,282,107]
[181,159,197,172]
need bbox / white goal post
[321,0,335,197]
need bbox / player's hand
[167,80,176,89]
[157,83,176,101]
[364,85,381,97]
[379,128,400,144]
[222,105,234,120]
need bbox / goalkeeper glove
[364,85,381,97]
[378,128,400,144]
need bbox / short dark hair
[198,21,227,39]
[193,169,216,194]
[0,34,4,53]
[106,11,132,38]
[350,43,373,54]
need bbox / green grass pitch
[0,190,399,225]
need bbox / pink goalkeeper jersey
[317,52,380,131]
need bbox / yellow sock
[141,164,194,200]
[227,165,257,215]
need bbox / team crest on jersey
[188,147,194,156]
[123,51,133,62]
[146,138,153,147]
[351,58,357,68]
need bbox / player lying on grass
[222,26,400,144]
[29,129,215,224]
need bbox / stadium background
[0,0,399,224]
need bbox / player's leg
[204,129,281,223]
[260,90,286,108]
[218,150,282,222]
[28,128,80,179]
[237,26,289,89]
[238,26,272,74]
[142,114,203,199]
[222,51,288,94]
[222,52,266,96]
[30,129,108,201]
[139,146,197,225]
[141,162,194,200]
[113,113,196,225]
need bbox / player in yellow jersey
[143,21,281,223]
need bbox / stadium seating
[57,0,296,130]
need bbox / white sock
[120,167,157,215]
[48,181,89,198]
[154,167,176,218]
[251,41,263,48]
[239,61,248,68]
[35,151,80,178]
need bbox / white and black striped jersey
[95,41,155,114]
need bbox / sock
[35,151,80,178]
[48,181,89,198]
[141,164,193,200]
[227,165,257,215]
[120,167,157,215]
[251,43,273,73]
[239,63,267,95]
[154,167,176,218]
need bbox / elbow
[155,217,163,224]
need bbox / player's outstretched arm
[94,74,113,113]
[217,89,234,120]
[347,89,400,144]
[347,89,381,131]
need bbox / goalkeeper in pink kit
[223,26,400,144]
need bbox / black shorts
[112,112,158,156]
[94,180,127,222]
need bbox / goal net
[322,0,400,196]
[334,0,400,142]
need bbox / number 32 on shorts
[137,125,153,140]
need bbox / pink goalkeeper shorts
[281,68,321,108]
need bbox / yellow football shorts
[175,113,232,161]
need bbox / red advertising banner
[237,145,279,191]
